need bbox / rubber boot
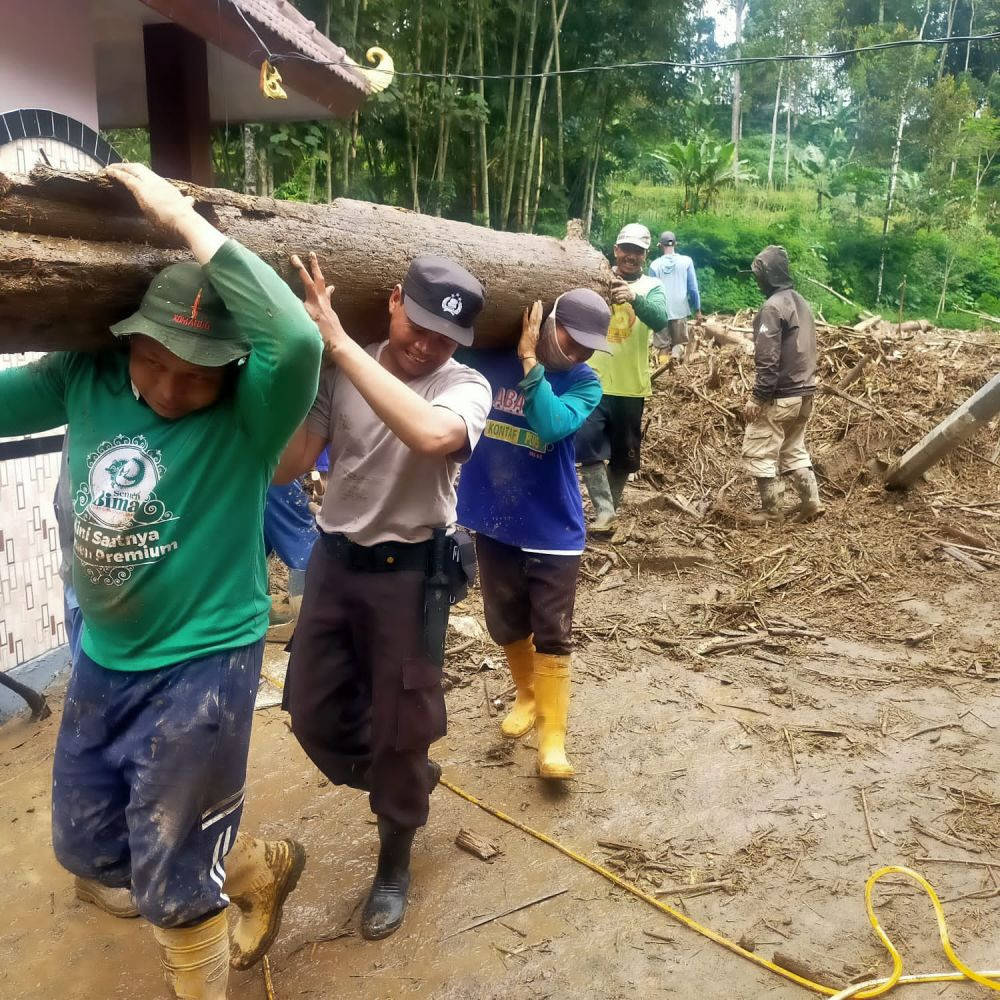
[499,636,536,738]
[224,834,306,970]
[751,477,784,524]
[74,876,140,918]
[266,568,304,643]
[788,467,825,522]
[607,467,629,512]
[361,818,415,941]
[581,463,616,533]
[152,910,230,1000]
[533,653,574,780]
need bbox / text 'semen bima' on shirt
[457,351,601,555]
[0,240,323,670]
[308,342,492,546]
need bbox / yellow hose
[439,776,1000,998]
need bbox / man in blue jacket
[457,289,611,779]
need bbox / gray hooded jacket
[750,246,816,401]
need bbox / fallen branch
[442,888,568,939]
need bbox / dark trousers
[574,395,646,474]
[51,641,263,928]
[285,534,446,829]
[475,534,581,657]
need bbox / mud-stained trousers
[51,640,264,928]
[284,532,446,830]
[741,395,815,478]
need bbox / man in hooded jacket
[742,246,824,522]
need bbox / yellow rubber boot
[533,653,574,779]
[152,910,229,999]
[224,834,306,970]
[500,637,536,738]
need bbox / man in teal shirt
[0,164,322,999]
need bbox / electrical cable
[221,1,1000,83]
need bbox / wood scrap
[455,828,500,862]
[442,889,569,939]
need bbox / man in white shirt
[275,253,492,942]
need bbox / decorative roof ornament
[347,47,395,95]
[259,60,288,100]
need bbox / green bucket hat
[110,261,251,366]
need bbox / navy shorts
[264,482,319,572]
[574,395,646,474]
[51,640,264,928]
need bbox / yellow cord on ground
[439,776,1000,998]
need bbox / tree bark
[520,0,569,231]
[552,0,566,190]
[965,0,975,72]
[0,167,613,353]
[938,0,958,79]
[474,0,492,227]
[767,64,784,188]
[784,86,793,186]
[506,0,540,230]
[730,0,746,175]
[242,125,256,195]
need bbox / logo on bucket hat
[110,261,250,367]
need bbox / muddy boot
[788,468,825,522]
[152,910,229,1000]
[499,637,536,738]
[750,477,784,524]
[361,818,415,941]
[581,463,616,534]
[533,653,574,780]
[266,569,305,643]
[427,758,442,792]
[225,835,306,970]
[74,876,140,918]
[607,467,629,512]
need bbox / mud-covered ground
[2,535,999,999]
[3,326,1000,999]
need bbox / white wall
[0,0,99,127]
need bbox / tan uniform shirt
[307,341,492,546]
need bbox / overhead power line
[226,1,999,83]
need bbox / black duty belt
[321,531,432,573]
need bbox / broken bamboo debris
[0,165,613,352]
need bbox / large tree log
[0,167,613,353]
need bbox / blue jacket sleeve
[687,261,701,312]
[519,364,602,445]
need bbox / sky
[703,0,738,46]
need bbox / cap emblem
[441,292,463,317]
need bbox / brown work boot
[74,876,140,918]
[224,834,306,970]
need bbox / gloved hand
[610,279,635,305]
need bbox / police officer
[275,253,492,940]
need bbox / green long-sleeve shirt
[587,275,668,399]
[0,239,322,670]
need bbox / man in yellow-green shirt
[575,223,668,533]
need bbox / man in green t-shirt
[0,164,322,999]
[574,223,668,533]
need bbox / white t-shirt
[307,341,492,546]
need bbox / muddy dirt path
[2,547,999,1000]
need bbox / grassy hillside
[592,182,1000,330]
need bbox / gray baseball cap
[401,255,485,347]
[554,288,612,353]
[658,231,677,246]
